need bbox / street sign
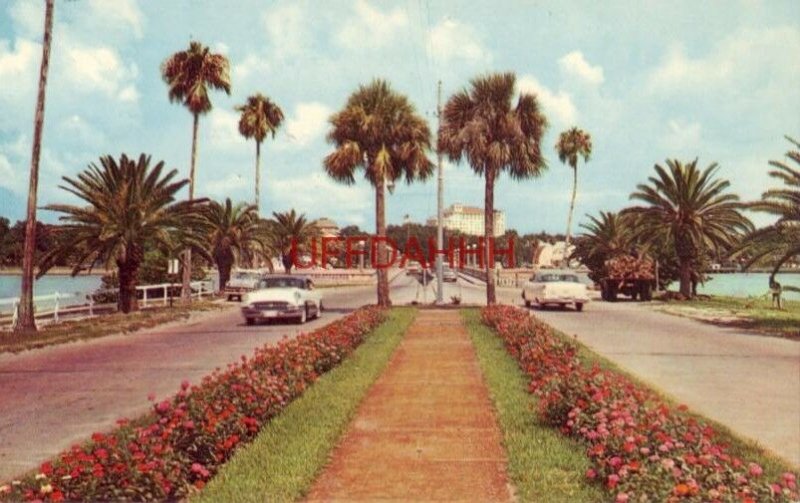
[167,259,179,275]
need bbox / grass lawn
[0,300,226,353]
[462,309,605,502]
[654,294,799,339]
[195,307,416,503]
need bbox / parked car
[442,265,458,282]
[521,270,590,311]
[405,260,422,275]
[241,275,322,325]
[224,270,262,301]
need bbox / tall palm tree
[735,137,800,282]
[161,41,231,300]
[324,80,434,306]
[200,198,267,290]
[37,154,204,313]
[439,73,548,304]
[627,159,751,298]
[236,94,284,215]
[265,210,320,273]
[15,0,55,333]
[556,127,592,264]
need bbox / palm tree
[627,159,752,298]
[236,94,284,215]
[439,73,548,304]
[161,41,231,300]
[200,199,267,290]
[265,210,320,273]
[37,154,204,313]
[324,80,434,306]
[735,137,800,283]
[556,127,592,264]
[571,211,631,282]
[14,0,55,333]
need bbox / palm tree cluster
[574,148,799,299]
[12,0,792,337]
[37,154,205,313]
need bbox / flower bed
[0,307,386,502]
[481,305,798,502]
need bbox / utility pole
[435,80,444,304]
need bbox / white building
[428,204,506,237]
[534,241,575,267]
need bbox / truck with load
[600,255,655,301]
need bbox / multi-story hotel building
[427,204,506,237]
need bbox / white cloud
[232,53,270,83]
[0,154,19,192]
[9,0,42,38]
[427,19,492,65]
[662,119,702,152]
[262,4,311,58]
[86,0,145,39]
[0,38,39,107]
[337,0,408,50]
[517,75,577,126]
[559,51,604,86]
[269,172,371,219]
[647,27,800,95]
[63,44,139,102]
[283,102,332,148]
[58,115,105,146]
[207,108,244,150]
[204,172,249,197]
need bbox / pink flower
[585,468,596,479]
[615,493,629,503]
[748,463,763,477]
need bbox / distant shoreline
[0,267,109,277]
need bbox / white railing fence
[0,280,213,329]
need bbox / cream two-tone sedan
[521,270,590,312]
[241,275,322,325]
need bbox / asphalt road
[530,297,800,467]
[0,276,408,480]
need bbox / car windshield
[234,272,259,280]
[535,274,581,283]
[257,277,307,289]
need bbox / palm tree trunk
[375,177,390,307]
[485,168,496,305]
[255,140,261,216]
[216,251,234,291]
[181,112,199,301]
[117,261,140,314]
[15,0,54,333]
[564,165,578,268]
[679,258,692,298]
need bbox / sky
[0,0,798,234]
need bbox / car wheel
[524,299,531,308]
[575,303,584,312]
[227,295,233,302]
[245,318,255,326]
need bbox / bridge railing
[0,280,213,329]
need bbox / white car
[241,275,322,325]
[224,270,262,301]
[521,270,590,312]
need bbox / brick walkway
[306,309,513,501]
